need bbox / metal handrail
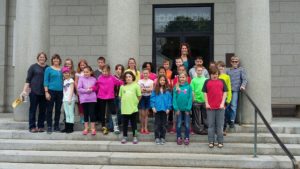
[241,90,299,169]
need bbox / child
[75,59,88,124]
[189,56,209,79]
[125,58,140,82]
[61,67,76,133]
[154,66,171,87]
[64,58,75,79]
[114,64,125,126]
[138,68,154,134]
[216,61,232,134]
[119,71,142,144]
[172,65,191,86]
[163,59,172,80]
[173,72,193,145]
[94,56,106,80]
[141,62,157,81]
[202,67,227,148]
[77,66,97,135]
[171,57,183,79]
[94,65,123,134]
[151,75,172,145]
[226,56,247,128]
[190,65,208,134]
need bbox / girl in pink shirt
[94,65,123,134]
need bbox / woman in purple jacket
[77,66,97,135]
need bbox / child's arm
[240,68,247,90]
[150,91,156,113]
[172,87,178,112]
[113,76,124,86]
[166,91,172,114]
[226,77,232,104]
[68,82,74,104]
[186,86,193,112]
[204,93,210,109]
[220,92,227,109]
[77,78,89,94]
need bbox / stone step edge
[0,150,298,168]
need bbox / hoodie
[173,82,193,112]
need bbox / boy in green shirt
[190,65,208,134]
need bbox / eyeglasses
[231,60,239,63]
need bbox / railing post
[254,108,258,158]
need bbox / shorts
[138,96,150,109]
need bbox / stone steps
[0,130,300,144]
[0,150,298,168]
[0,163,226,169]
[0,139,300,156]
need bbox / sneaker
[82,129,89,135]
[132,137,138,144]
[91,129,96,135]
[102,127,109,135]
[140,129,145,134]
[37,128,45,132]
[208,142,214,148]
[29,128,38,133]
[177,137,182,145]
[144,130,150,134]
[184,138,190,145]
[160,138,166,145]
[190,129,195,135]
[121,137,128,144]
[114,126,120,134]
[54,126,60,132]
[218,143,224,148]
[199,129,208,135]
[223,130,227,136]
[229,121,235,128]
[169,128,176,134]
[155,138,160,145]
[47,127,52,134]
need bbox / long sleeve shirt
[226,67,247,92]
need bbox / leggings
[122,112,137,137]
[82,102,96,122]
[63,101,75,123]
[97,98,116,126]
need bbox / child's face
[64,61,72,69]
[211,73,219,80]
[195,59,203,66]
[63,72,70,79]
[97,60,105,69]
[158,69,166,76]
[175,59,183,67]
[115,66,122,76]
[178,66,185,74]
[125,74,133,83]
[83,68,92,77]
[143,70,149,79]
[196,67,203,76]
[128,60,136,69]
[217,65,225,72]
[159,77,166,86]
[102,68,109,76]
[163,62,169,69]
[231,59,239,68]
[179,74,187,84]
[80,62,87,71]
[146,64,151,72]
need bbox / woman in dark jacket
[171,43,194,78]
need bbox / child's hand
[68,101,72,105]
[240,86,246,91]
[175,111,180,116]
[152,108,157,113]
[205,103,211,109]
[166,109,169,114]
[219,104,225,109]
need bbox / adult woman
[171,43,194,74]
[22,52,48,133]
[44,54,63,134]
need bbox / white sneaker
[160,138,166,145]
[114,126,120,134]
[155,138,160,145]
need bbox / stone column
[0,0,7,113]
[13,0,49,121]
[235,0,272,124]
[107,0,139,67]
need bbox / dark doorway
[153,4,214,70]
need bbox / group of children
[60,55,247,148]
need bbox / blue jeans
[176,111,190,139]
[29,92,47,129]
[207,109,224,143]
[46,90,63,128]
[228,91,239,122]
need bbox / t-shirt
[63,78,76,102]
[119,83,142,115]
[138,79,153,96]
[190,76,207,103]
[202,79,227,109]
[26,63,48,95]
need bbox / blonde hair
[176,72,188,91]
[231,55,240,61]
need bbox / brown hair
[209,66,219,75]
[157,66,166,73]
[195,56,203,61]
[83,66,94,77]
[51,54,62,65]
[127,57,137,73]
[103,65,111,73]
[163,59,170,64]
[154,75,170,95]
[64,58,75,76]
[179,42,191,58]
[36,52,47,61]
[123,71,136,84]
[77,59,88,73]
[97,56,106,62]
[175,72,188,91]
[216,60,225,67]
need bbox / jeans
[228,91,239,122]
[29,92,47,129]
[63,101,75,123]
[176,111,190,139]
[123,112,137,137]
[154,111,167,139]
[46,90,63,128]
[207,109,225,143]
